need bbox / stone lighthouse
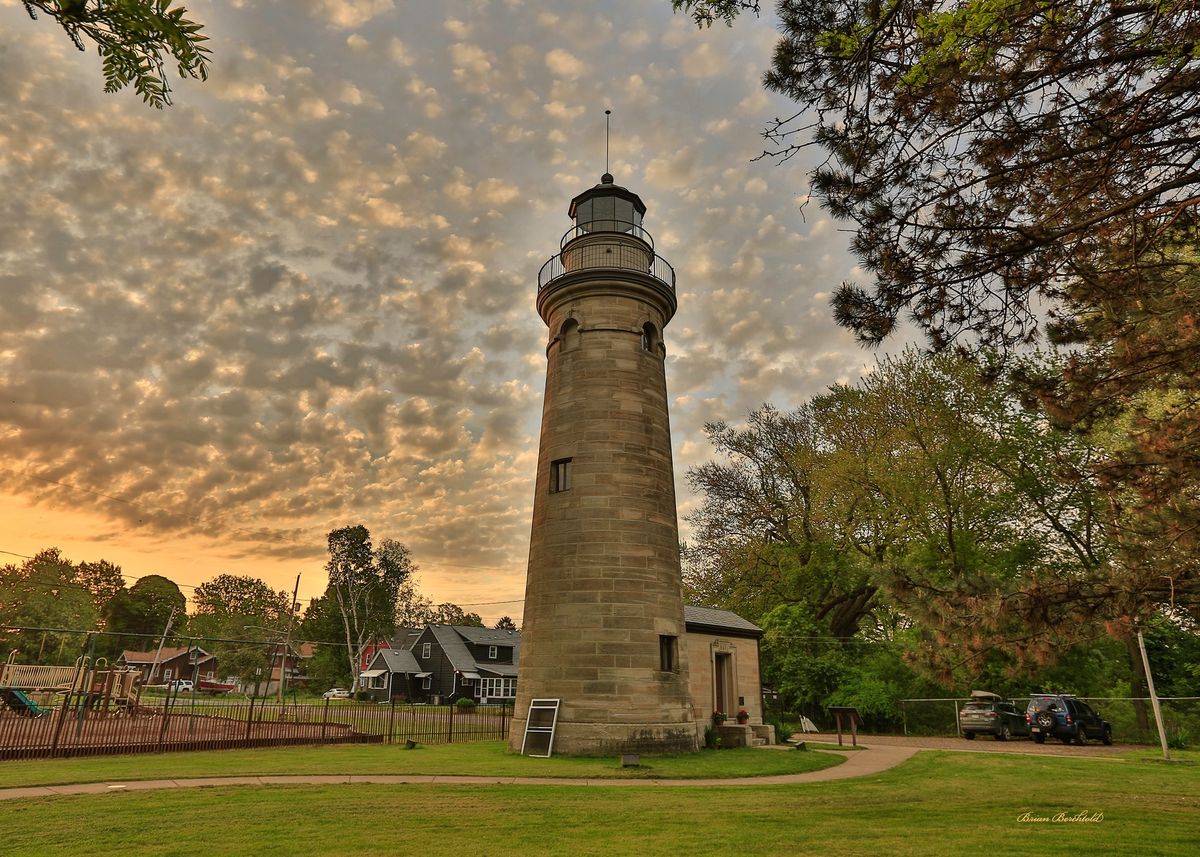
[508,172,699,755]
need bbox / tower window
[659,635,677,672]
[559,317,580,351]
[550,458,572,493]
[641,322,659,353]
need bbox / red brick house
[120,647,218,685]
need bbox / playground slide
[0,687,47,717]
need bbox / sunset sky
[0,1,904,623]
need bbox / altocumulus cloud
[0,0,885,611]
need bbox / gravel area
[798,732,1132,757]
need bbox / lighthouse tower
[509,173,699,755]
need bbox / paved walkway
[0,744,919,801]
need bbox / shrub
[455,697,476,710]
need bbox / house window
[163,668,173,681]
[551,458,572,493]
[659,635,677,672]
[422,676,432,690]
[421,642,431,659]
[488,645,498,660]
[480,677,516,699]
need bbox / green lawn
[0,751,1195,856]
[0,740,841,787]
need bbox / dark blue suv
[1026,694,1113,745]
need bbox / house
[262,642,315,696]
[359,647,428,701]
[357,625,519,703]
[358,627,422,674]
[684,605,773,744]
[356,607,768,735]
[120,647,218,686]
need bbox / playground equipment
[1,651,143,716]
[0,650,81,693]
[0,687,48,717]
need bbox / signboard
[520,698,561,758]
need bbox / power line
[2,547,203,590]
[455,598,524,607]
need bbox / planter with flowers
[711,711,727,726]
[735,709,750,724]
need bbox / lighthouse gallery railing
[538,222,676,292]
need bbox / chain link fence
[896,696,1199,745]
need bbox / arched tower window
[560,317,581,352]
[641,322,659,354]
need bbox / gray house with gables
[359,647,427,701]
[361,624,520,704]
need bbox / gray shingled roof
[684,605,762,636]
[428,625,478,672]
[455,627,521,646]
[428,625,522,674]
[373,647,422,674]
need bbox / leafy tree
[21,0,210,107]
[426,603,484,627]
[76,560,126,615]
[101,573,186,655]
[298,594,351,691]
[323,526,415,685]
[687,351,1108,684]
[0,549,98,663]
[1016,233,1200,623]
[677,1,1200,351]
[678,0,1199,664]
[394,578,435,629]
[190,573,292,682]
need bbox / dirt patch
[0,709,371,760]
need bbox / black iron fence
[0,692,511,761]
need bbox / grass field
[0,746,1196,856]
[0,741,841,787]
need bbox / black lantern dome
[568,173,647,237]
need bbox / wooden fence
[0,693,511,761]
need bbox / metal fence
[0,692,512,761]
[538,242,676,291]
[896,696,1200,744]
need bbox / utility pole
[277,574,301,705]
[1136,628,1170,761]
[147,606,177,686]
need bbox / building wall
[411,629,458,701]
[684,631,763,725]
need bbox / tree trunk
[1125,635,1151,733]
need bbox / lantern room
[568,173,647,237]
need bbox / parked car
[168,679,193,693]
[1026,693,1113,745]
[322,687,351,700]
[959,691,1028,741]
